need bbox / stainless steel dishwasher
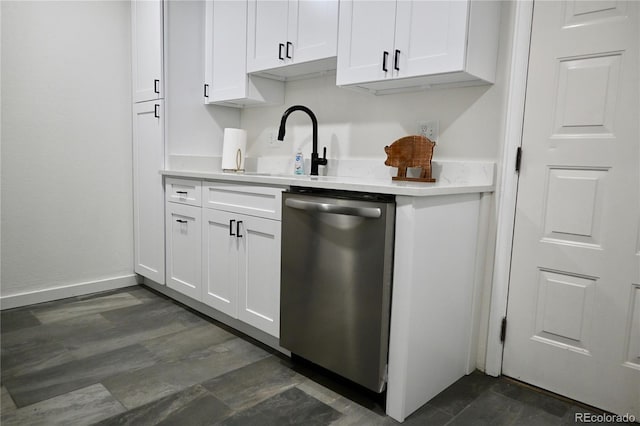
[280,187,395,393]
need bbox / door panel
[132,0,163,102]
[166,203,201,300]
[237,216,281,338]
[247,0,289,72]
[133,101,165,284]
[504,0,639,418]
[209,0,249,102]
[202,209,238,318]
[336,0,396,85]
[290,0,338,64]
[394,0,467,78]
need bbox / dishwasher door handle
[285,198,381,218]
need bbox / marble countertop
[160,160,495,197]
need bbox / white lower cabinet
[166,202,202,300]
[202,209,281,337]
[202,209,239,318]
[236,214,281,337]
[165,178,283,338]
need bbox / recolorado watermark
[574,412,636,423]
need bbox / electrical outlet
[418,120,439,142]
[267,130,279,148]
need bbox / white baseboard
[0,275,140,310]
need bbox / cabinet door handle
[382,51,389,72]
[229,219,236,236]
[154,79,160,94]
[278,43,285,60]
[286,41,293,59]
[204,84,209,98]
[176,219,187,224]
[236,220,243,238]
[394,49,400,71]
[154,104,160,119]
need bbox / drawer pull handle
[176,191,188,195]
[229,219,236,236]
[176,219,187,224]
[236,220,243,238]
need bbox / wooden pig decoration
[384,135,436,182]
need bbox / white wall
[1,1,134,304]
[241,75,503,163]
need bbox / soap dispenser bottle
[294,152,304,175]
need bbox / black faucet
[277,105,327,176]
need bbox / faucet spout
[277,105,327,176]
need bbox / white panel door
[336,0,397,86]
[202,208,239,318]
[289,0,338,65]
[133,101,165,284]
[237,215,281,337]
[132,0,163,103]
[166,203,201,300]
[205,0,249,103]
[504,0,639,418]
[394,0,467,78]
[247,0,289,72]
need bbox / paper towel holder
[223,148,244,173]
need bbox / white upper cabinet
[334,1,397,86]
[247,0,339,80]
[203,0,283,107]
[337,0,501,94]
[132,0,163,102]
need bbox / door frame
[485,0,534,376]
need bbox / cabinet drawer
[203,182,284,220]
[166,178,202,206]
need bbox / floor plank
[4,344,156,407]
[203,355,306,411]
[31,293,142,324]
[95,384,232,426]
[102,337,270,409]
[0,383,125,426]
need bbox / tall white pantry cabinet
[132,0,166,284]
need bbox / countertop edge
[159,170,495,197]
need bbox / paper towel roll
[221,128,247,172]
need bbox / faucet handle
[318,147,328,166]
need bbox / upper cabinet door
[208,0,249,102]
[394,0,468,78]
[336,0,397,86]
[132,0,163,103]
[247,0,290,73]
[288,0,339,65]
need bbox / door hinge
[515,147,522,173]
[500,317,507,342]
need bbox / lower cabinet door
[166,203,202,299]
[202,209,239,318]
[237,215,281,338]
